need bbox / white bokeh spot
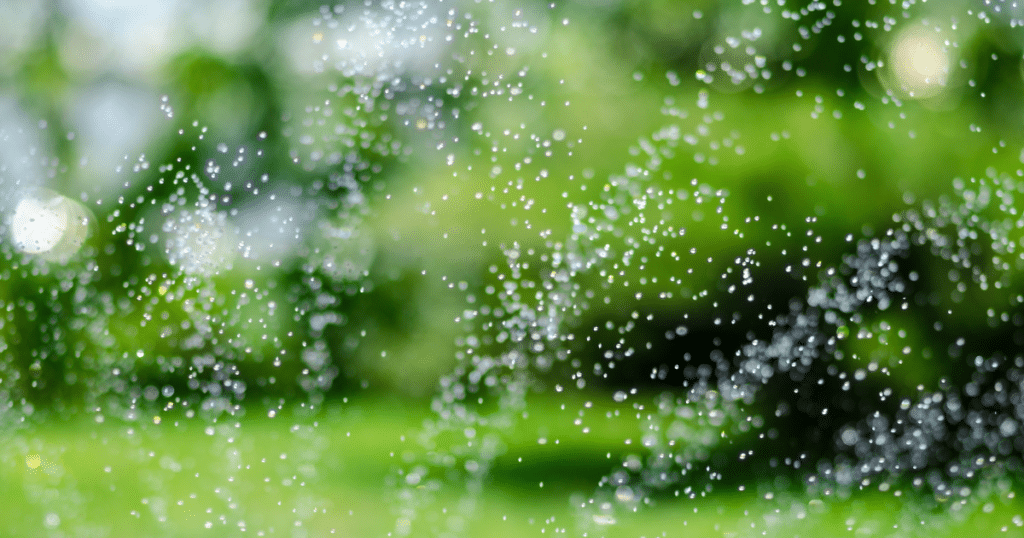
[9,190,91,261]
[887,26,951,99]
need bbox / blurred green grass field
[3,395,1022,537]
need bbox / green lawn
[2,396,1023,537]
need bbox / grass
[2,395,1023,537]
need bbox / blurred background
[2,0,1024,536]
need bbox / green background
[2,0,1024,536]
